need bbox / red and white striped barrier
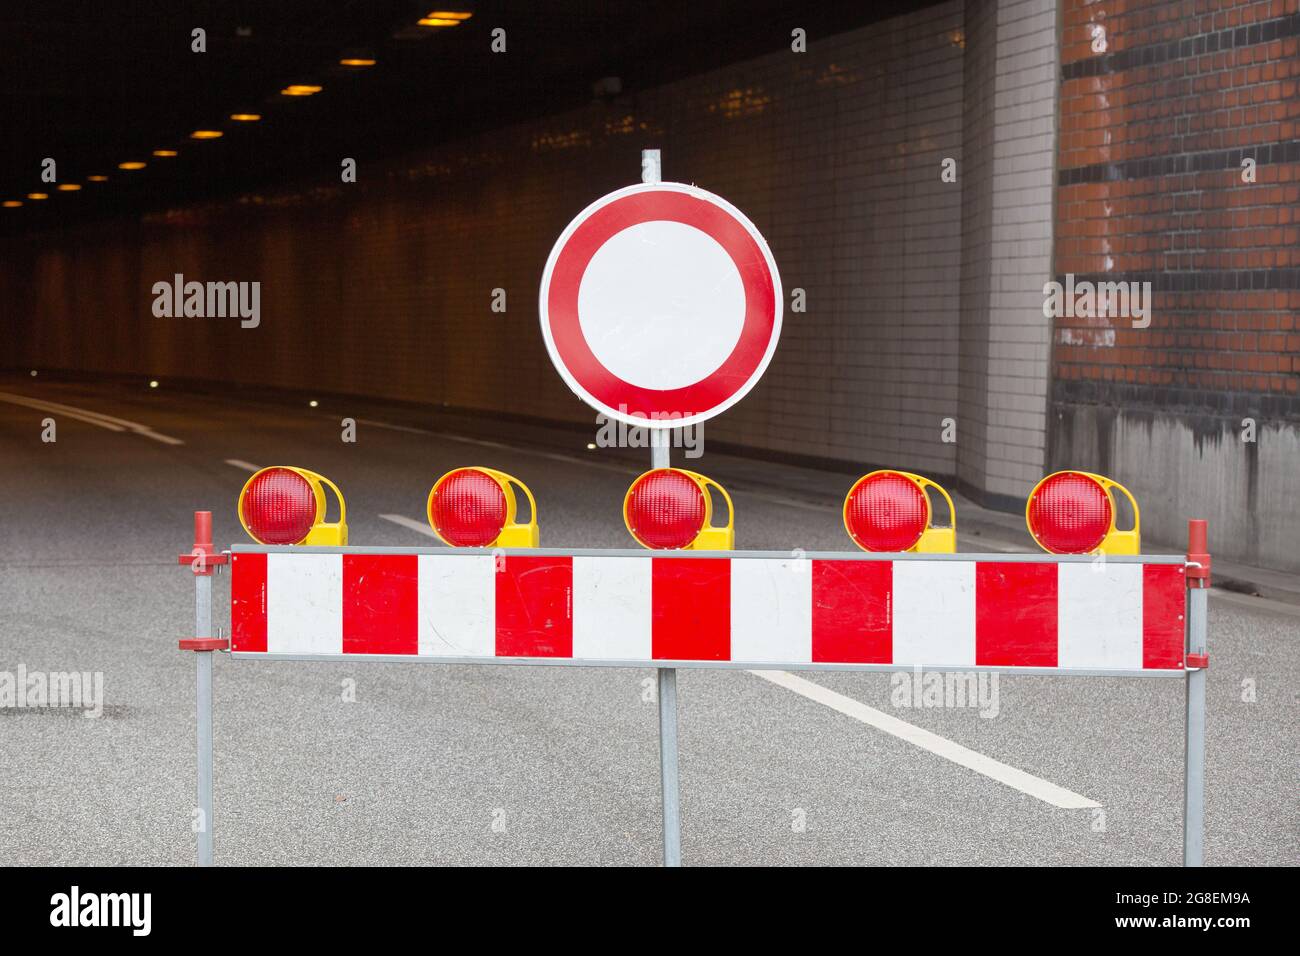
[183,520,1212,868]
[230,549,1189,675]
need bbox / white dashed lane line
[378,514,440,538]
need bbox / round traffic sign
[539,182,782,429]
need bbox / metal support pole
[641,146,682,867]
[649,407,682,866]
[1183,518,1209,867]
[641,148,661,185]
[180,510,219,867]
[195,565,215,867]
[657,666,681,867]
[1183,585,1208,867]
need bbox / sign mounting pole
[541,149,780,867]
[642,147,682,868]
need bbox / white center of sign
[576,220,746,391]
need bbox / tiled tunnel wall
[2,2,970,480]
[5,0,1297,568]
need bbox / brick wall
[2,2,968,479]
[1056,0,1299,409]
[1053,0,1300,569]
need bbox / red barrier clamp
[1185,653,1209,670]
[178,550,229,574]
[180,510,229,576]
[179,638,230,652]
[179,549,229,565]
[1186,518,1211,588]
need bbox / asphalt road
[0,374,1295,866]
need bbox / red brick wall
[1055,0,1300,413]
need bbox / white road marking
[350,415,630,466]
[353,418,433,436]
[348,418,1029,525]
[379,514,441,539]
[224,459,262,472]
[0,392,184,445]
[0,393,128,429]
[748,669,1101,810]
[1210,588,1300,618]
[5,405,126,432]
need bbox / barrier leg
[195,570,215,867]
[1183,585,1207,867]
[658,666,682,867]
[1183,518,1210,867]
[179,511,228,867]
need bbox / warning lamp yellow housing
[623,468,735,550]
[238,466,348,546]
[1026,471,1140,555]
[843,470,956,553]
[427,467,539,548]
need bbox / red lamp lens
[845,472,929,552]
[432,468,508,547]
[242,467,317,544]
[626,470,706,549]
[1027,472,1112,553]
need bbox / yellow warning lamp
[843,470,956,553]
[623,468,735,550]
[237,466,348,545]
[1026,471,1140,555]
[427,467,539,548]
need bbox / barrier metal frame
[179,513,1211,868]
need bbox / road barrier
[174,153,1211,867]
[179,513,1211,867]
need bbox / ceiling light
[57,184,81,191]
[281,84,322,96]
[119,161,147,169]
[339,58,375,67]
[27,192,48,200]
[3,200,22,208]
[229,113,261,122]
[152,149,178,157]
[190,130,223,140]
[86,175,109,182]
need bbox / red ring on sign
[546,189,776,419]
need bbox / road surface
[0,374,1295,865]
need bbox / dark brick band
[1052,379,1300,421]
[1059,139,1300,185]
[1052,270,1300,292]
[1061,12,1300,81]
